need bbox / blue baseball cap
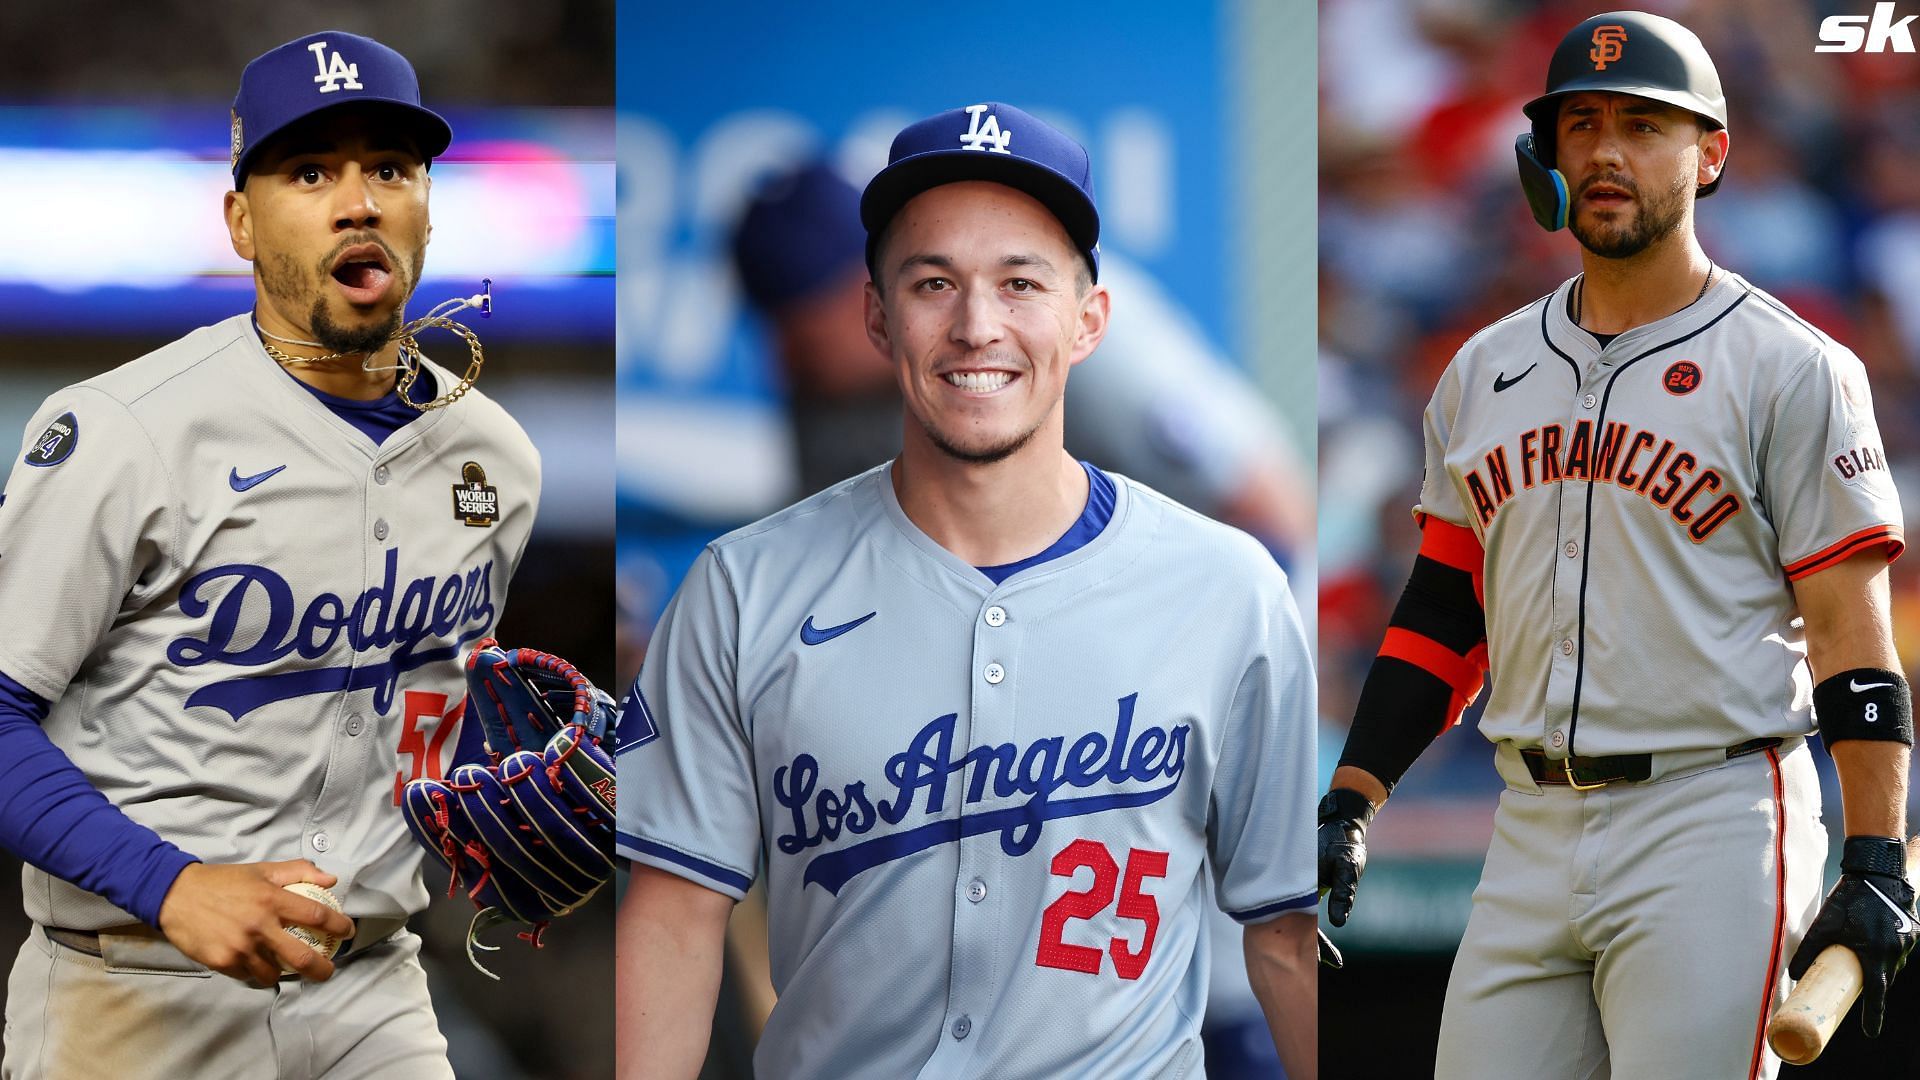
[230,31,453,189]
[732,161,867,312]
[860,102,1100,283]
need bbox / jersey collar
[875,459,1135,596]
[223,312,457,460]
[1544,270,1748,365]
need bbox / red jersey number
[392,690,464,805]
[1035,839,1170,980]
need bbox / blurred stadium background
[0,4,613,1078]
[617,0,1317,1075]
[1319,0,1920,1075]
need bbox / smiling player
[617,102,1318,1079]
[0,31,538,1079]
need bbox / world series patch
[451,461,500,527]
[25,413,78,468]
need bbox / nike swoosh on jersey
[1493,363,1538,393]
[229,465,287,492]
[1863,879,1920,935]
[800,612,876,645]
[1852,679,1895,692]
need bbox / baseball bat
[1765,834,1920,1065]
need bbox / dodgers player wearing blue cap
[0,31,537,1078]
[617,103,1318,1078]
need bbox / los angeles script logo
[773,693,1188,894]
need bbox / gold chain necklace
[252,282,490,412]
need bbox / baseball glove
[402,638,616,978]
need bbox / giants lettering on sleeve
[1831,444,1890,486]
[1461,419,1742,543]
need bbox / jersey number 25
[1035,838,1169,980]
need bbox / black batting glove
[1788,836,1920,1038]
[1318,788,1376,929]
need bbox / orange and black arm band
[1337,518,1490,796]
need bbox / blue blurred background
[618,0,1318,1076]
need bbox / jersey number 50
[1035,838,1169,980]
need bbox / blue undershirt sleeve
[0,671,200,927]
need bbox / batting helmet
[1516,11,1727,231]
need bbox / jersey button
[1582,394,1597,410]
[373,518,390,541]
[1564,541,1579,558]
[311,832,331,854]
[1550,730,1566,749]
[951,1016,972,1040]
[984,606,1007,627]
[346,715,364,737]
[374,465,390,485]
[1559,638,1574,657]
[983,663,1005,685]
[966,879,988,903]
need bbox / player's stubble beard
[1570,166,1692,260]
[258,237,425,356]
[921,413,1042,466]
[916,351,1051,466]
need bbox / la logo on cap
[308,40,363,94]
[958,104,1013,154]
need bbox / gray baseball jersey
[1419,272,1901,758]
[0,313,540,931]
[618,463,1314,1079]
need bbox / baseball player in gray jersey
[617,102,1317,1078]
[1319,12,1918,1079]
[0,32,537,1078]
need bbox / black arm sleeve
[1335,552,1487,796]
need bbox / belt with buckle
[1521,737,1783,788]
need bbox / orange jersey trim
[1746,746,1787,1080]
[1416,518,1484,575]
[1782,524,1905,581]
[1416,516,1487,607]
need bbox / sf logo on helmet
[1590,25,1629,69]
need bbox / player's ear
[1698,127,1729,190]
[1067,283,1110,368]
[225,189,256,261]
[863,279,893,359]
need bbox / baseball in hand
[281,882,348,965]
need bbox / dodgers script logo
[167,548,495,721]
[774,693,1187,894]
[308,41,363,94]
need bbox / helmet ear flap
[1516,132,1569,232]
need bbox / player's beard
[309,299,403,356]
[1570,168,1692,260]
[258,241,423,355]
[920,414,1043,465]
